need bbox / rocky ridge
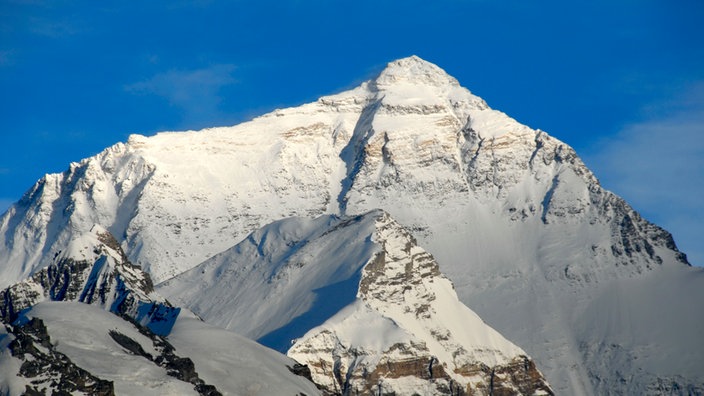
[288,212,553,395]
[0,302,322,395]
[0,225,179,335]
[2,316,115,395]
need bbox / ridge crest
[373,55,460,88]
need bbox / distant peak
[373,55,459,88]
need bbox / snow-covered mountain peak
[158,210,552,394]
[365,56,489,116]
[374,55,460,89]
[0,56,700,395]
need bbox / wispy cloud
[585,83,704,266]
[28,16,81,37]
[125,64,237,126]
[0,198,14,215]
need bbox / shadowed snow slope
[1,55,701,394]
[159,210,553,395]
[158,212,379,349]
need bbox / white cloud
[0,198,14,215]
[29,17,80,37]
[125,64,237,126]
[585,84,704,266]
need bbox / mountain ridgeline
[1,56,702,395]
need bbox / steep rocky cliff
[0,225,179,335]
[287,212,553,395]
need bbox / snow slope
[0,55,701,394]
[0,302,320,395]
[159,210,553,395]
[158,212,379,348]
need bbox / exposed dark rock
[7,318,115,395]
[108,330,152,359]
[289,363,315,382]
[113,314,223,396]
[0,228,179,336]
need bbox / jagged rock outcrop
[3,317,115,395]
[287,212,552,395]
[0,225,179,335]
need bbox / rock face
[159,210,553,395]
[287,212,553,395]
[0,55,702,394]
[0,225,179,335]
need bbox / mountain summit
[1,56,702,395]
[373,55,461,88]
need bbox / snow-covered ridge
[159,210,553,395]
[0,225,179,335]
[0,302,321,395]
[288,211,553,395]
[157,211,382,346]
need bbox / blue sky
[1,0,702,265]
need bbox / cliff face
[287,212,552,396]
[0,225,179,335]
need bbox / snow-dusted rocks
[0,225,179,335]
[0,55,701,394]
[0,143,155,289]
[159,210,552,395]
[287,212,553,395]
[0,302,321,395]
